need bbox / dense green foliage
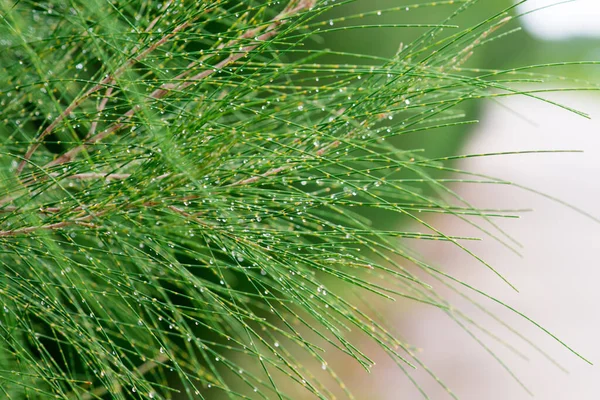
[0,0,597,399]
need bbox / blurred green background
[245,1,600,399]
[299,1,600,399]
[308,0,600,235]
[320,0,598,158]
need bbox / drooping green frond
[0,0,596,399]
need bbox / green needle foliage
[0,0,597,399]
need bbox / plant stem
[43,0,316,169]
[16,14,190,174]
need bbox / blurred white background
[516,0,600,39]
[386,92,600,399]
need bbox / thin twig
[231,166,288,186]
[63,173,132,181]
[72,353,169,400]
[87,10,167,139]
[450,16,512,69]
[17,18,191,174]
[0,1,316,237]
[0,215,95,237]
[87,87,114,138]
[44,0,316,168]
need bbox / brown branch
[87,86,114,138]
[228,137,341,187]
[0,206,62,215]
[0,171,174,217]
[86,11,167,140]
[0,215,95,237]
[231,166,288,186]
[1,1,317,235]
[55,171,170,181]
[17,17,191,174]
[62,172,132,181]
[449,16,512,69]
[43,0,316,169]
